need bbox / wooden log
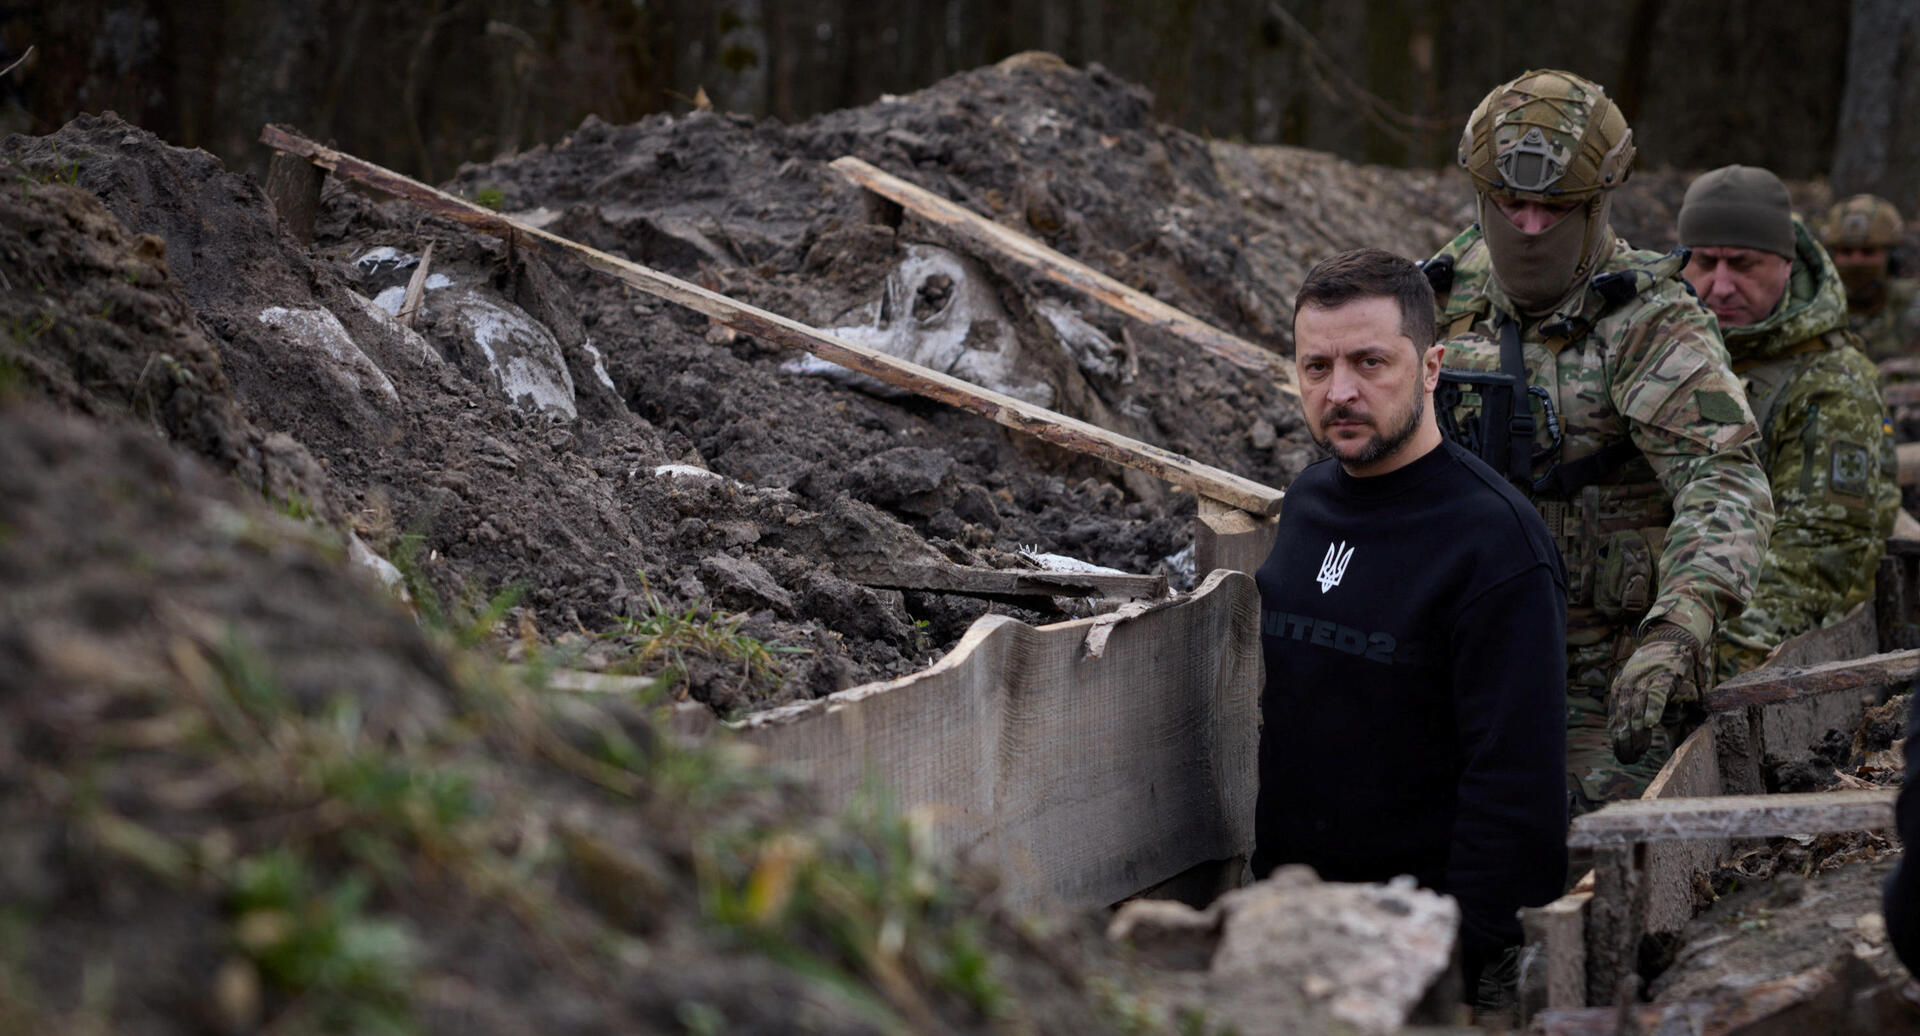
[264,150,325,244]
[258,125,1285,517]
[868,560,1167,600]
[1567,788,1897,848]
[1193,496,1280,579]
[1705,648,1920,711]
[827,156,1297,396]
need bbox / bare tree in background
[1833,0,1920,211]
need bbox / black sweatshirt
[1883,681,1920,977]
[1250,438,1569,969]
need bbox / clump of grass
[273,490,318,522]
[696,786,1007,1029]
[386,529,521,646]
[473,185,505,211]
[229,848,419,1035]
[598,573,806,706]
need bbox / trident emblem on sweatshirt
[1316,541,1355,593]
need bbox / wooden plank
[828,156,1297,395]
[540,669,660,695]
[1705,647,1919,711]
[1638,722,1725,936]
[1518,892,1589,1017]
[707,568,1262,908]
[1901,442,1920,486]
[866,560,1167,600]
[264,150,325,244]
[1885,381,1920,410]
[1756,602,1884,768]
[1584,845,1645,1007]
[257,125,1286,517]
[1193,496,1280,579]
[1567,788,1896,848]
[1536,957,1856,1036]
[396,241,435,328]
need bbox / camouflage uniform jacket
[1426,225,1774,665]
[1715,220,1898,676]
[1848,276,1920,363]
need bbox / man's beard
[1316,388,1426,467]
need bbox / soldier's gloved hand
[1607,623,1705,765]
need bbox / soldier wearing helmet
[1422,70,1774,810]
[1822,194,1920,362]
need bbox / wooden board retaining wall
[677,569,1263,910]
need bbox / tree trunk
[1833,0,1920,211]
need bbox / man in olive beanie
[1678,165,1897,676]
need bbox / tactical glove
[1607,623,1706,765]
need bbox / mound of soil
[2,57,1470,716]
[0,56,1492,1032]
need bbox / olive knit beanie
[1678,165,1795,258]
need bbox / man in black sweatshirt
[1251,248,1569,995]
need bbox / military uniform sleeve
[1718,350,1896,676]
[1609,296,1776,645]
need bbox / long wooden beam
[1705,647,1920,711]
[259,126,1284,517]
[868,561,1167,600]
[1566,788,1896,848]
[828,156,1297,396]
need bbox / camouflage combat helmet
[1823,194,1903,249]
[1458,70,1635,202]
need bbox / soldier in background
[1423,70,1774,809]
[1822,194,1920,362]
[1677,166,1897,677]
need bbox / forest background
[4,1,1919,213]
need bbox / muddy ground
[3,51,1906,1035]
[1642,694,1911,1009]
[0,55,1472,1034]
[2,55,1472,719]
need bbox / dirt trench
[0,57,1469,718]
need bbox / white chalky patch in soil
[1035,297,1129,381]
[789,244,1056,407]
[347,531,410,603]
[344,289,440,365]
[1018,546,1131,576]
[439,289,578,419]
[352,245,416,273]
[582,337,617,390]
[256,305,399,403]
[651,464,727,482]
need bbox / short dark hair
[1293,248,1436,354]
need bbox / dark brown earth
[0,57,1468,719]
[1641,694,1911,1010]
[0,57,1463,1034]
[4,53,1898,1036]
[0,166,1137,1034]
